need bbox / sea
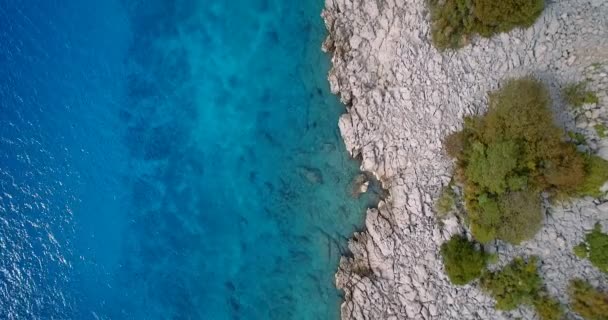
[0,1,376,319]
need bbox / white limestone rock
[323,0,608,319]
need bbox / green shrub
[574,243,589,259]
[444,130,466,158]
[533,294,564,320]
[465,141,519,195]
[473,0,545,35]
[569,279,608,320]
[445,78,608,244]
[596,124,608,139]
[569,131,587,145]
[444,78,595,243]
[441,235,487,285]
[563,82,600,108]
[429,0,476,50]
[579,223,608,273]
[429,0,545,49]
[486,252,499,264]
[481,255,564,319]
[436,187,457,216]
[543,144,587,195]
[494,192,543,244]
[470,192,543,244]
[576,156,608,198]
[480,257,542,310]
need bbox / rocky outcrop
[322,0,608,319]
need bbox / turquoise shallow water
[0,1,376,319]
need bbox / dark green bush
[444,78,608,244]
[577,223,608,273]
[429,0,545,49]
[440,235,487,285]
[480,257,542,310]
[569,279,608,320]
[481,256,564,319]
[563,82,600,108]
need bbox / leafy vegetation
[574,242,588,259]
[596,124,608,138]
[563,82,600,108]
[436,186,456,216]
[444,78,608,244]
[575,156,608,198]
[481,257,564,319]
[429,0,545,50]
[486,252,499,264]
[440,235,487,285]
[569,279,608,320]
[481,257,542,310]
[568,131,587,146]
[576,223,608,273]
[587,224,608,273]
[533,294,564,320]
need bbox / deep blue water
[0,1,376,319]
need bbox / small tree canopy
[441,235,487,285]
[481,257,542,310]
[443,78,608,244]
[429,0,545,49]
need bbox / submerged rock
[297,166,323,184]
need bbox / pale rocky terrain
[321,0,608,319]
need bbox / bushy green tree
[444,78,608,244]
[469,194,500,243]
[473,0,545,36]
[481,256,565,319]
[569,279,608,320]
[429,0,545,49]
[465,141,519,195]
[495,192,543,244]
[440,235,487,285]
[468,192,543,244]
[480,257,542,310]
[429,0,477,50]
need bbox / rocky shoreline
[322,0,608,319]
